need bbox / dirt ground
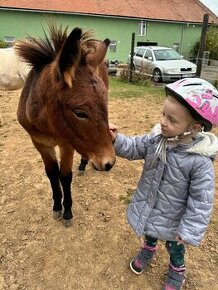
[0,87,218,290]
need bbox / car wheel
[153,68,162,83]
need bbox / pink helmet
[165,78,218,131]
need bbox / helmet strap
[183,131,192,136]
[169,120,196,141]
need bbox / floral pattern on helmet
[166,78,218,126]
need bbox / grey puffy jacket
[114,125,218,246]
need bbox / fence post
[196,14,209,77]
[129,33,135,82]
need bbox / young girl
[110,78,218,290]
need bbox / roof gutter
[0,6,208,25]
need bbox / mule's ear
[86,38,110,68]
[59,27,82,88]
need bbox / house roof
[0,0,218,24]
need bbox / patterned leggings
[145,235,185,267]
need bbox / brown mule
[15,23,116,226]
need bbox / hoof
[78,165,86,171]
[78,159,88,172]
[78,166,86,172]
[53,210,62,220]
[77,170,85,176]
[63,219,72,227]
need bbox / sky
[200,0,218,16]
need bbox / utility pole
[129,33,135,82]
[196,13,209,77]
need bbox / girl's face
[160,96,194,138]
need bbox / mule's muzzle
[92,158,115,171]
[104,162,113,171]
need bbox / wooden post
[129,33,135,82]
[196,14,209,77]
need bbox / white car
[128,46,197,83]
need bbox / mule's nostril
[105,163,112,171]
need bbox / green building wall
[0,9,202,63]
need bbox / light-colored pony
[0,46,30,126]
[0,46,30,90]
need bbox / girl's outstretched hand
[109,123,118,142]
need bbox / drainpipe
[180,25,184,55]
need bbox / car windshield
[154,49,182,61]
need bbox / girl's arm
[113,132,150,160]
[177,158,215,246]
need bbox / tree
[192,24,218,60]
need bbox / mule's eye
[74,110,89,119]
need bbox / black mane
[15,23,68,70]
[15,23,97,71]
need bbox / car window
[154,49,182,61]
[135,48,146,57]
[144,49,153,60]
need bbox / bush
[119,65,153,87]
[0,40,8,48]
[212,79,218,89]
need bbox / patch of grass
[119,188,135,205]
[213,79,218,89]
[0,40,8,48]
[109,76,165,99]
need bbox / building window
[4,36,15,46]
[109,41,117,52]
[138,21,146,36]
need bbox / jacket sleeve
[113,133,150,160]
[177,157,215,246]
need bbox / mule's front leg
[60,145,74,227]
[60,172,73,226]
[32,141,63,220]
[46,162,63,220]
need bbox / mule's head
[49,27,115,171]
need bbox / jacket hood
[187,132,218,158]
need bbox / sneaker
[163,264,185,290]
[129,244,157,275]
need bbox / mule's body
[0,47,30,90]
[16,24,115,225]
